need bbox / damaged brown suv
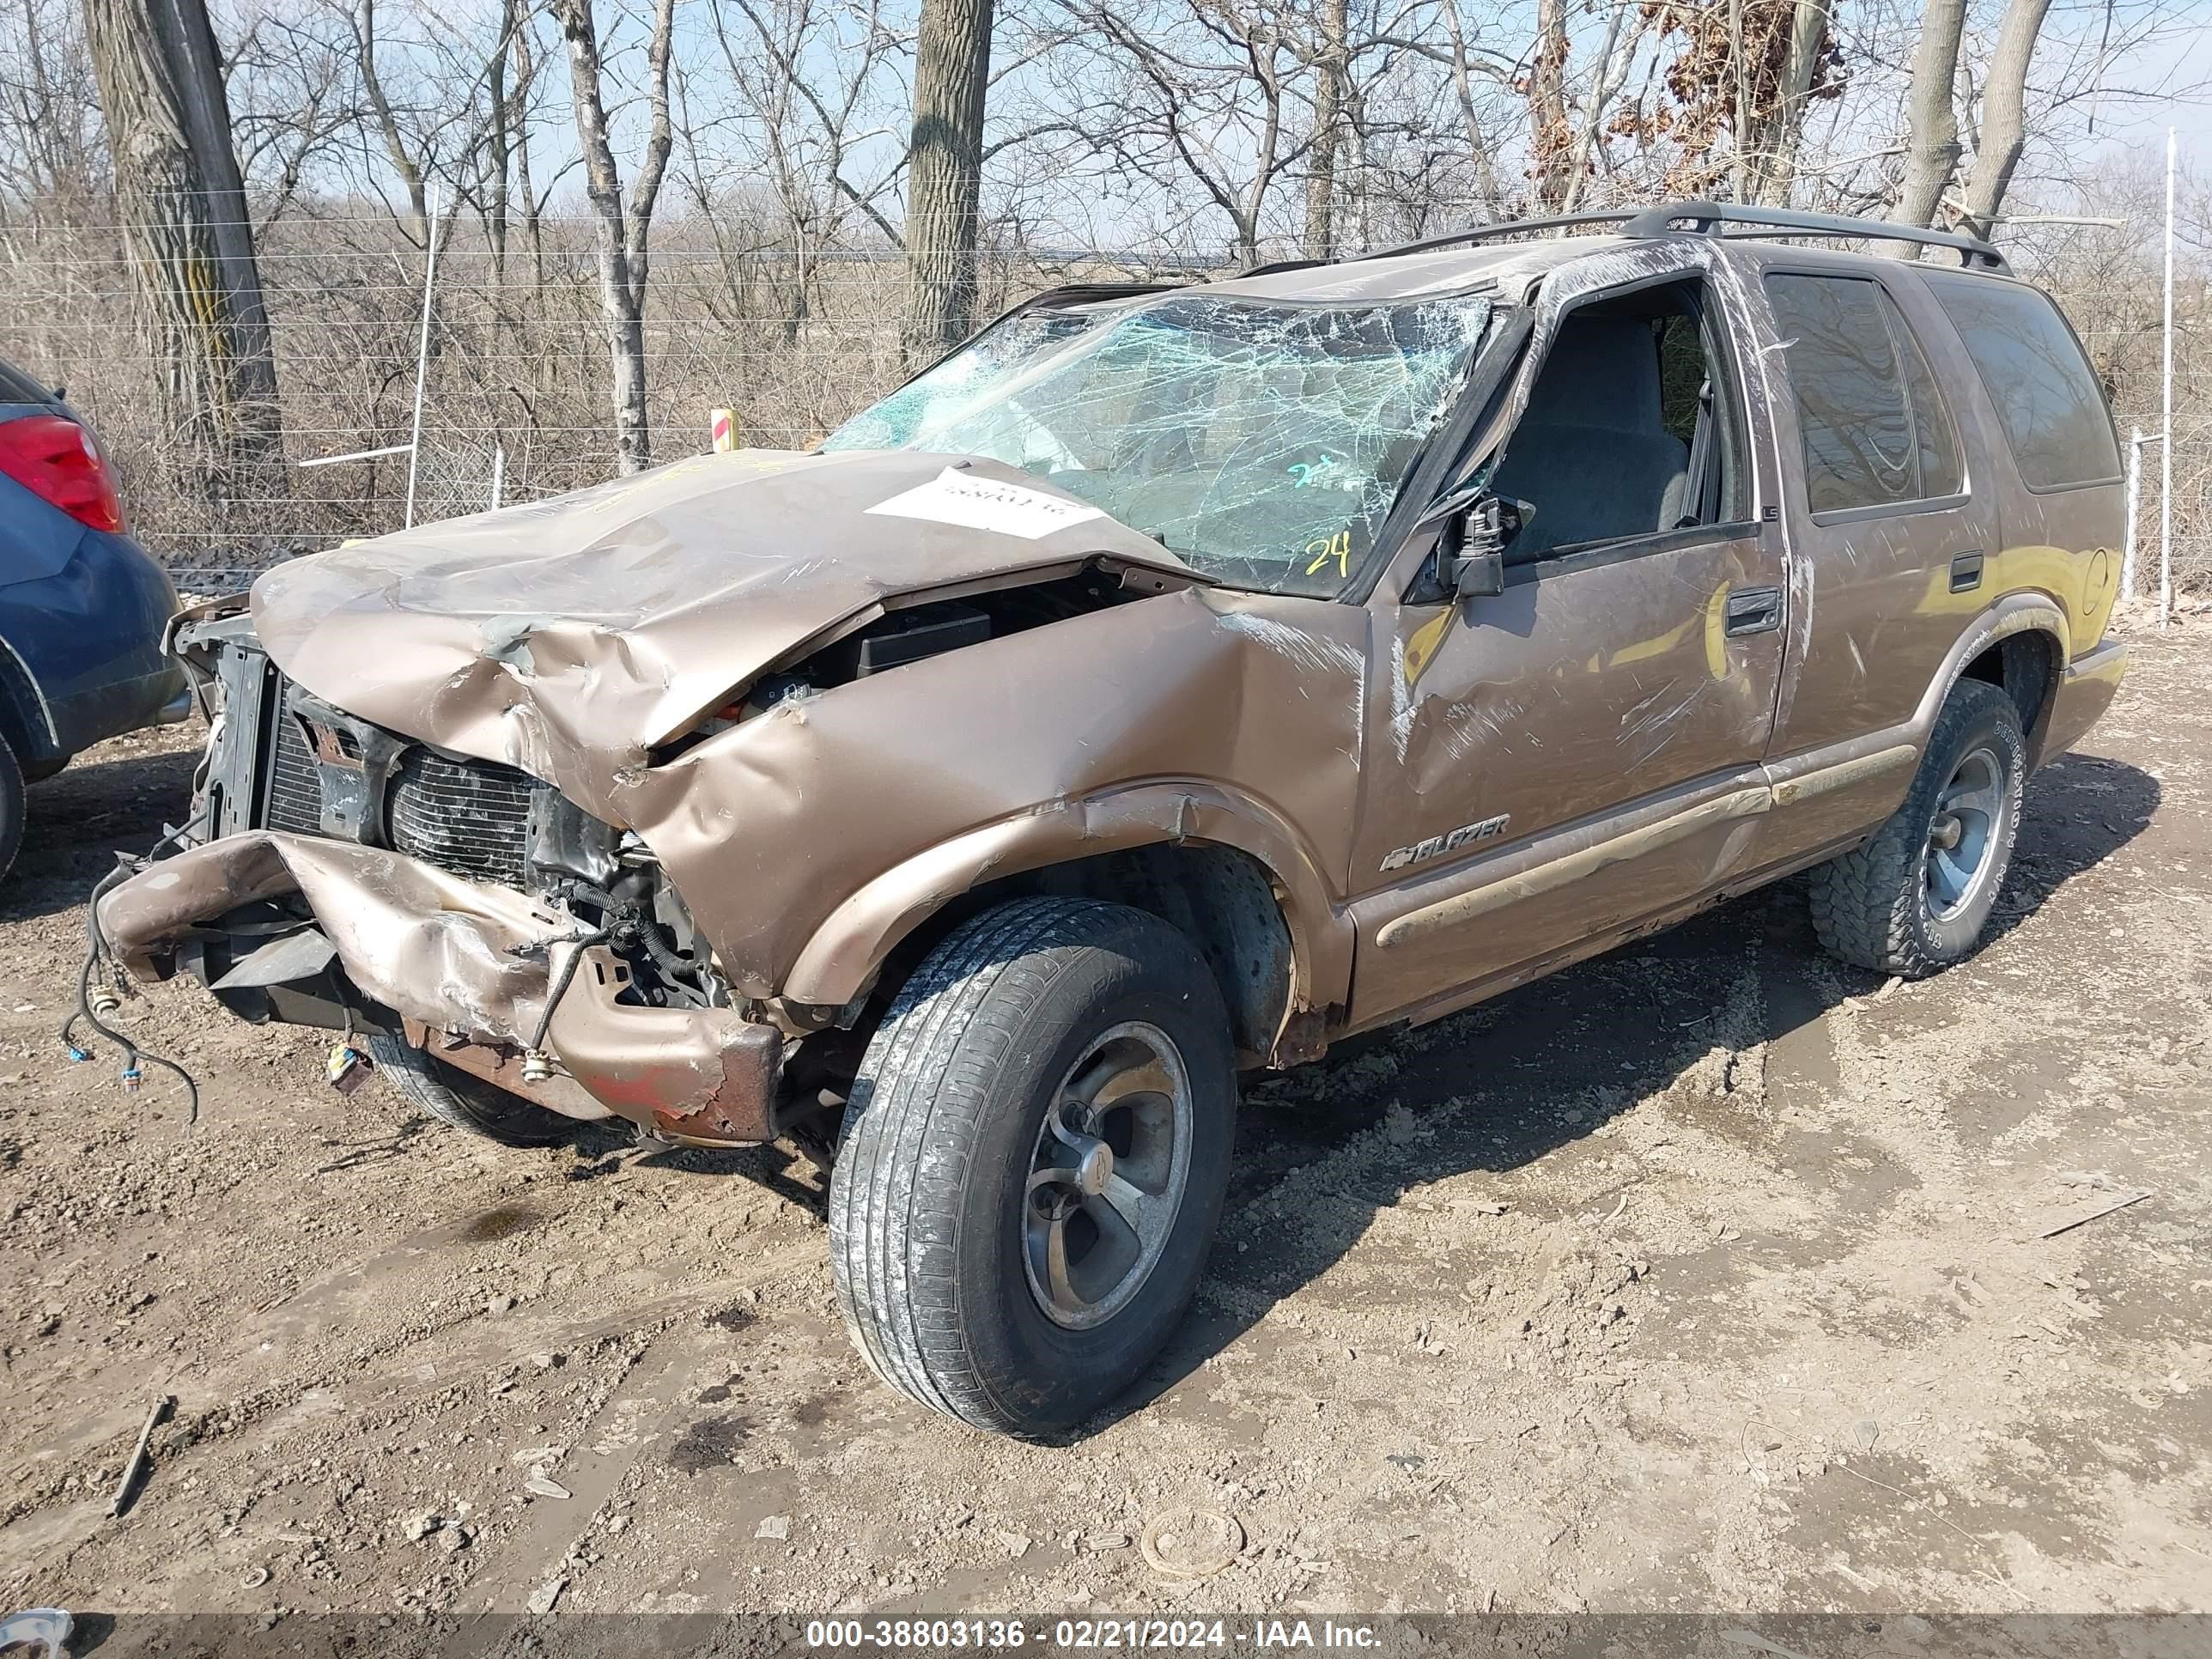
[105,202,2128,1437]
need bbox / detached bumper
[2041,637,2127,764]
[98,832,785,1144]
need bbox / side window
[1487,280,1743,562]
[1893,302,1964,497]
[1765,273,1961,514]
[1927,276,2122,489]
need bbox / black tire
[365,1034,571,1147]
[0,729,24,881]
[1810,678,2027,978]
[829,896,1237,1438]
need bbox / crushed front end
[100,607,791,1145]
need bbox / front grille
[264,705,325,835]
[386,749,536,889]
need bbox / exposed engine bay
[179,610,725,1033]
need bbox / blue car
[0,357,190,876]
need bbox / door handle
[1724,585,1783,636]
[1950,550,1984,592]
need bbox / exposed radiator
[263,702,324,836]
[386,747,537,890]
[255,667,538,890]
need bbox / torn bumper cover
[97,832,784,1143]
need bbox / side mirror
[1443,493,1525,599]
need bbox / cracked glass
[824,292,1497,595]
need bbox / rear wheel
[365,1034,570,1147]
[0,730,23,881]
[829,897,1236,1438]
[1810,678,2027,977]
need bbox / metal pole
[489,442,506,511]
[403,182,443,531]
[2123,427,2142,603]
[2160,127,2176,629]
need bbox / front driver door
[1345,267,1788,1030]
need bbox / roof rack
[1340,198,2006,273]
[1352,209,1644,264]
[1623,200,2008,270]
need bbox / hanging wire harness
[58,816,208,1123]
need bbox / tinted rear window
[1927,275,2120,489]
[0,359,57,405]
[1765,273,1962,513]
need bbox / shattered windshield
[823,291,1495,595]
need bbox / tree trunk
[902,0,995,363]
[1303,0,1347,258]
[550,0,673,476]
[487,0,514,289]
[1748,0,1831,205]
[355,0,427,244]
[1890,0,1966,247]
[1525,0,1571,211]
[1955,0,2052,241]
[82,0,283,502]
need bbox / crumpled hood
[251,447,1195,779]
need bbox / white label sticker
[865,467,1106,540]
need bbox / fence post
[402,182,444,532]
[2123,428,2142,604]
[489,442,506,512]
[2160,126,2176,629]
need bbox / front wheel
[829,897,1236,1438]
[365,1034,571,1147]
[1810,678,2027,977]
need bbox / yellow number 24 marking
[1304,529,1352,578]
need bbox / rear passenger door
[1757,268,1993,852]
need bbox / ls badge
[1379,812,1510,872]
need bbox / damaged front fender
[97,833,787,1141]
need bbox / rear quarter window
[1926,276,2121,490]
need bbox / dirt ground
[3,618,2209,1633]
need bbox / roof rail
[1624,200,2008,270]
[1350,209,1644,264]
[1334,198,2006,273]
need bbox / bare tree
[1743,0,1832,204]
[903,0,997,359]
[1523,0,1571,210]
[1954,0,2052,240]
[549,0,675,474]
[1626,0,1842,201]
[1889,0,1966,241]
[0,0,101,210]
[1304,0,1349,253]
[82,0,284,498]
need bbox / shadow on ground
[7,746,200,923]
[1092,748,2161,1437]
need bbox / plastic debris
[0,1608,73,1659]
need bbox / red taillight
[0,413,125,532]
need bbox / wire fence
[0,210,2203,595]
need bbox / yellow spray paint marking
[1702,582,1730,679]
[1404,607,1454,684]
[1304,530,1352,579]
[1606,613,1696,669]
